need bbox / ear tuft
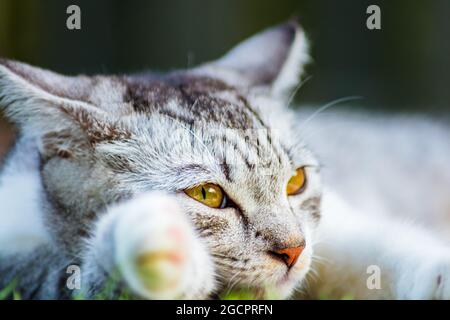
[0,59,128,157]
[198,19,310,99]
[0,59,94,128]
[270,19,311,97]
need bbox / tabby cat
[0,20,449,299]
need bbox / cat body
[0,21,449,299]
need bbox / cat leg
[309,190,450,299]
[0,243,81,299]
[78,192,216,299]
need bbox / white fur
[87,192,216,299]
[299,109,450,241]
[195,22,309,100]
[1,22,450,300]
[312,190,450,299]
[0,64,105,132]
[272,28,310,97]
[0,136,50,255]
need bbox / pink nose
[271,246,304,268]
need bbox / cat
[0,20,449,300]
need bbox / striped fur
[1,19,450,300]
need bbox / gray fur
[0,21,318,299]
[1,19,449,300]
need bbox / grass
[0,276,275,300]
[0,271,353,300]
[0,284,354,300]
[0,279,21,300]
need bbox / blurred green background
[0,0,449,155]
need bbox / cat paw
[396,255,450,299]
[112,192,215,299]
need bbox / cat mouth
[273,257,311,292]
[277,271,298,287]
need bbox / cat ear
[0,59,125,157]
[198,19,310,99]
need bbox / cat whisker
[293,280,310,298]
[311,253,329,264]
[299,95,364,134]
[214,261,248,272]
[163,103,216,162]
[286,75,313,108]
[224,270,243,296]
[286,75,313,107]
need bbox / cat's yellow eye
[185,183,224,208]
[286,167,307,196]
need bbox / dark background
[0,0,449,155]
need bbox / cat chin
[274,272,309,299]
[222,279,304,300]
[217,266,310,300]
[272,258,313,298]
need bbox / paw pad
[135,249,186,294]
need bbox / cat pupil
[201,187,206,199]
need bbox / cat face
[0,20,320,298]
[101,73,322,298]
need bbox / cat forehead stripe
[121,74,293,168]
[123,74,265,129]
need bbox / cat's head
[0,20,321,298]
